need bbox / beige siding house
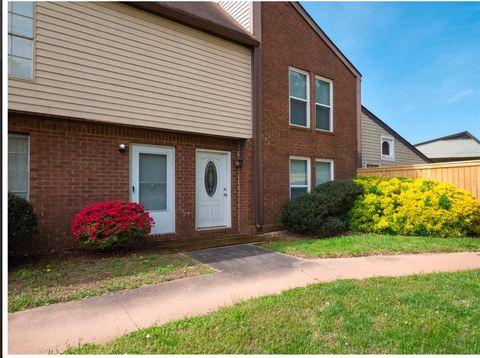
[361,106,431,167]
[9,1,253,138]
[218,1,252,32]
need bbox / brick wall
[9,112,254,253]
[260,3,359,229]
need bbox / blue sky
[302,1,480,144]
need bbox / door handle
[132,186,135,193]
[223,193,228,197]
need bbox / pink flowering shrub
[71,201,154,249]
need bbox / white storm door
[131,145,175,234]
[196,150,231,229]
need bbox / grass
[8,252,212,312]
[262,233,480,258]
[65,269,480,354]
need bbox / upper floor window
[315,77,333,131]
[289,157,310,199]
[8,134,30,199]
[381,135,395,160]
[289,68,309,128]
[8,1,34,79]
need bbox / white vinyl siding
[8,2,252,139]
[315,76,333,132]
[8,134,30,199]
[289,157,311,199]
[315,159,334,186]
[218,1,252,32]
[361,112,429,167]
[289,68,310,128]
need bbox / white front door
[196,150,231,229]
[131,145,175,234]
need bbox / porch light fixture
[234,157,243,168]
[118,143,127,154]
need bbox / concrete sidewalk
[8,245,480,354]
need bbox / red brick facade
[9,112,254,252]
[259,3,359,230]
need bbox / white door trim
[130,144,175,234]
[195,149,231,230]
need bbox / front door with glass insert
[196,150,231,229]
[131,145,175,234]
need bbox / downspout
[356,77,362,169]
[252,2,264,231]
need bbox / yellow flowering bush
[347,177,480,237]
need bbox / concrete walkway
[8,245,480,354]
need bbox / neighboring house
[361,106,431,168]
[415,131,480,162]
[8,1,361,252]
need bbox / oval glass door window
[204,161,217,197]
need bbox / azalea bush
[281,180,364,235]
[348,177,480,238]
[71,201,154,249]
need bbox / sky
[301,1,480,144]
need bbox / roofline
[290,2,362,79]
[124,2,260,48]
[361,106,432,163]
[414,131,480,146]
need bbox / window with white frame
[381,135,395,160]
[8,134,30,199]
[289,157,310,199]
[289,68,309,127]
[315,159,333,186]
[8,1,34,79]
[315,77,332,131]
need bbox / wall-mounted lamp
[234,157,243,168]
[118,143,127,154]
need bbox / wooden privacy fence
[357,160,480,200]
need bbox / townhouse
[8,1,361,252]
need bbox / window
[289,68,309,127]
[8,1,34,79]
[365,163,380,168]
[315,159,334,186]
[8,134,30,199]
[381,135,395,160]
[289,157,310,199]
[315,77,333,131]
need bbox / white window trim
[380,135,395,161]
[315,158,334,186]
[8,134,30,200]
[314,75,334,132]
[289,156,311,199]
[289,67,310,128]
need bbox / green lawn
[65,269,480,354]
[262,234,480,258]
[9,252,212,312]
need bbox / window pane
[8,35,12,55]
[316,162,331,186]
[9,153,29,193]
[315,79,330,105]
[139,153,167,211]
[382,141,390,155]
[316,105,330,131]
[290,159,307,185]
[12,36,32,59]
[10,56,32,78]
[11,14,33,38]
[9,2,13,12]
[12,2,34,17]
[289,70,307,99]
[290,98,307,126]
[8,13,12,33]
[9,135,29,153]
[291,187,308,200]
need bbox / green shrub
[281,179,363,235]
[348,177,480,237]
[8,193,37,255]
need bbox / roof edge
[124,2,260,48]
[290,2,361,78]
[361,106,432,163]
[415,131,480,146]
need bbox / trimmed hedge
[281,179,363,235]
[348,177,480,237]
[8,193,37,255]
